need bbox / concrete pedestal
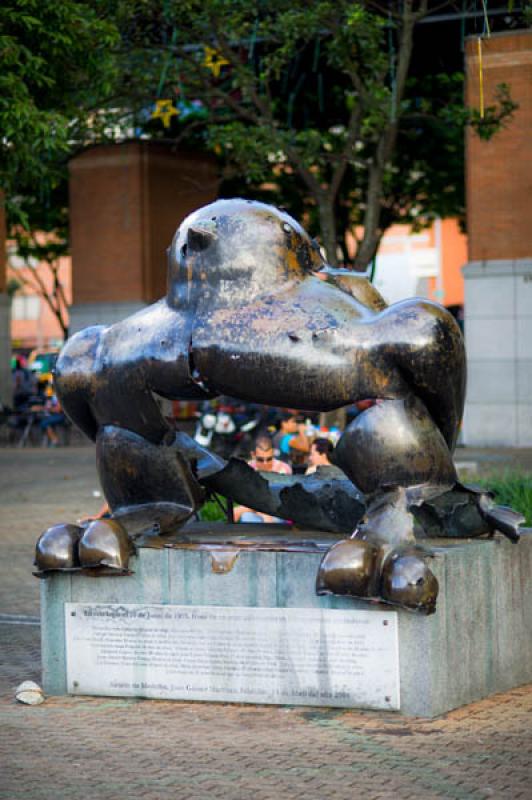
[41,527,532,717]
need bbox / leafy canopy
[0,0,118,216]
[110,0,517,266]
[1,0,520,270]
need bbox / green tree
[1,1,521,275]
[1,1,120,342]
[0,0,119,218]
[112,0,518,268]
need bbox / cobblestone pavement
[1,447,531,800]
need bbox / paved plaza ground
[0,445,531,800]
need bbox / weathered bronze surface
[35,198,523,614]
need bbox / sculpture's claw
[379,546,438,615]
[78,519,134,574]
[34,523,84,576]
[477,492,523,543]
[316,538,380,598]
[34,519,134,577]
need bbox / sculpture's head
[167,198,325,308]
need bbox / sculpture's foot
[316,485,439,613]
[34,519,134,577]
[78,519,134,573]
[316,538,438,615]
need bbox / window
[7,245,39,270]
[12,295,41,321]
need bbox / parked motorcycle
[194,401,262,459]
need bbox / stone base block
[41,527,532,717]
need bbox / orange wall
[375,218,466,307]
[10,255,71,350]
[430,218,467,307]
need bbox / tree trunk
[316,193,339,266]
[353,2,420,272]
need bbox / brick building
[462,30,532,445]
[68,141,219,333]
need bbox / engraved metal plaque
[65,603,400,710]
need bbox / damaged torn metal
[203,459,366,535]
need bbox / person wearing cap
[39,390,65,446]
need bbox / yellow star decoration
[203,46,229,78]
[151,99,179,128]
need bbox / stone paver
[0,446,531,800]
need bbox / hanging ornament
[151,99,179,128]
[477,38,485,119]
[203,46,229,78]
[477,0,491,119]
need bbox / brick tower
[68,142,219,333]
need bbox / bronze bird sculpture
[34,199,523,613]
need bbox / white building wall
[462,259,532,446]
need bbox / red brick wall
[69,142,219,305]
[144,147,221,302]
[465,31,532,261]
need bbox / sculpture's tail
[477,492,523,542]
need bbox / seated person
[234,434,291,523]
[305,437,334,474]
[39,391,66,447]
[12,358,37,409]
